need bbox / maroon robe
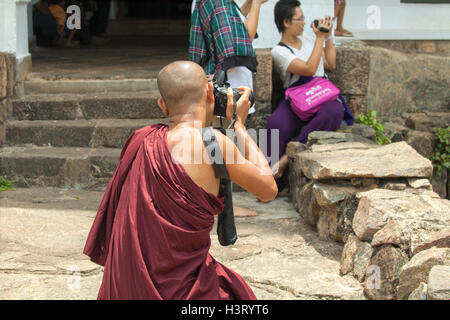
[83,124,256,300]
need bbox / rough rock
[406,130,437,158]
[352,241,373,282]
[0,53,15,99]
[297,142,433,180]
[312,183,349,207]
[285,141,309,158]
[407,178,432,189]
[340,233,360,276]
[364,245,409,300]
[310,142,373,153]
[350,123,377,143]
[404,112,450,134]
[311,183,356,242]
[384,121,409,143]
[383,182,407,191]
[352,195,392,242]
[297,182,320,226]
[431,169,448,199]
[327,46,370,96]
[253,49,272,103]
[413,229,450,255]
[352,189,450,247]
[427,265,450,300]
[397,247,450,300]
[366,47,450,116]
[371,220,403,247]
[408,282,428,300]
[306,131,356,147]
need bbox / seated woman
[266,0,353,188]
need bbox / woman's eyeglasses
[291,16,305,22]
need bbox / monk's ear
[157,97,170,117]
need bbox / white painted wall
[0,0,31,60]
[236,0,450,48]
[342,0,450,40]
[0,0,18,54]
[234,0,333,49]
[16,0,31,61]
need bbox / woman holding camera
[267,0,353,186]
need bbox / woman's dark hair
[274,0,301,33]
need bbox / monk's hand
[226,87,252,125]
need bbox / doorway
[29,0,192,80]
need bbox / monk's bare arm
[214,128,277,202]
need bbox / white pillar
[0,0,18,54]
[0,0,32,94]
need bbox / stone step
[24,78,158,95]
[0,145,121,190]
[5,119,168,148]
[11,92,163,121]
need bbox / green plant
[0,177,15,192]
[355,110,393,145]
[429,126,450,177]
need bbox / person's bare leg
[64,30,80,47]
[272,154,289,180]
[233,205,258,217]
[335,0,353,36]
[333,3,339,22]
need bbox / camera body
[212,69,254,118]
[313,19,330,33]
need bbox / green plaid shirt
[189,0,257,74]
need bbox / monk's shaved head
[157,61,208,114]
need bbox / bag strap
[278,41,295,55]
[200,127,230,180]
[278,42,295,85]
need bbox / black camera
[212,69,254,118]
[313,19,330,33]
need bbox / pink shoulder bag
[285,77,340,122]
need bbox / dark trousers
[266,98,345,162]
[90,0,111,36]
[33,11,57,46]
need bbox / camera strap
[200,126,237,246]
[227,95,238,130]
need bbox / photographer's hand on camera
[226,87,252,126]
[312,16,333,39]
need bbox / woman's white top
[271,34,325,89]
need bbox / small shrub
[429,126,450,177]
[355,110,393,145]
[0,177,15,192]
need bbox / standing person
[89,0,111,43]
[190,0,268,115]
[334,0,353,37]
[189,0,268,216]
[83,61,277,299]
[267,0,353,189]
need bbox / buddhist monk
[83,61,277,300]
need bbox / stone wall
[287,131,450,300]
[384,112,450,200]
[0,53,15,147]
[363,40,450,57]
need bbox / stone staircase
[1,76,167,191]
